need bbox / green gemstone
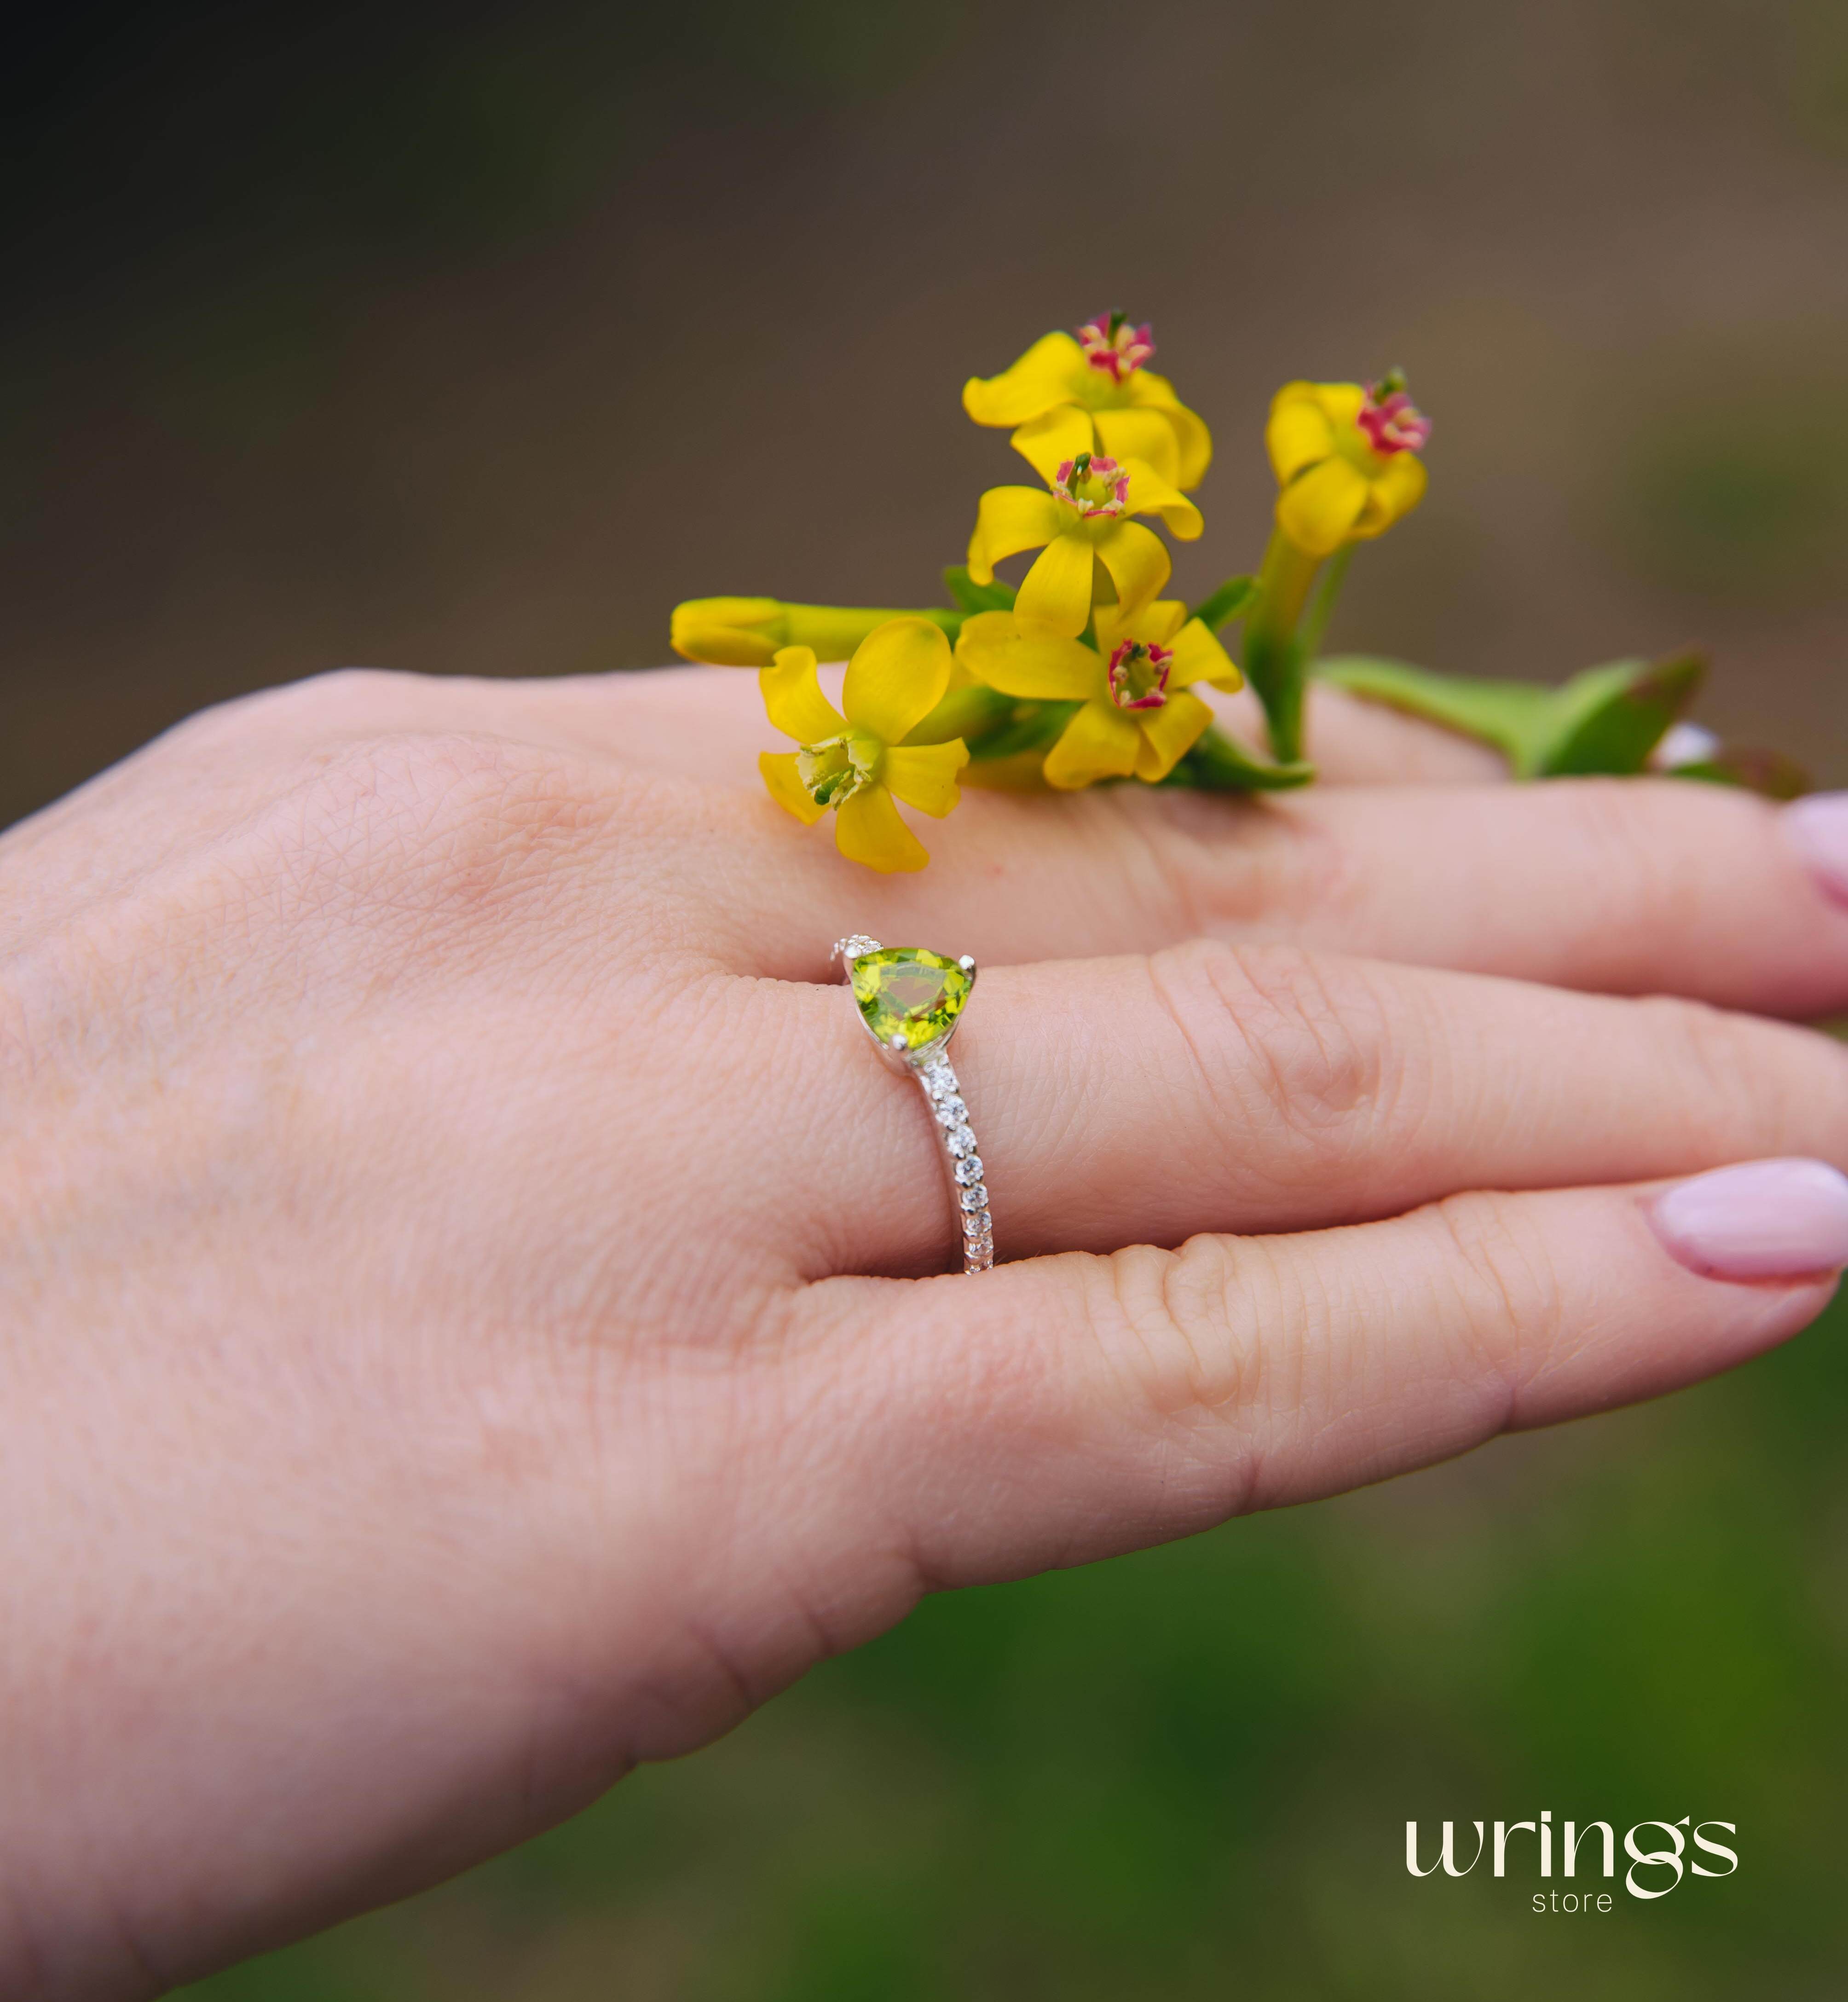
[851,947,971,1052]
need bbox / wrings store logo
[1406,1813,1738,1908]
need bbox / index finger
[709,774,1848,1022]
[467,665,1513,789]
[372,672,1848,1019]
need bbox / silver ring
[832,935,993,1275]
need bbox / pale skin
[3,666,1847,1998]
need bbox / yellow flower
[671,596,953,668]
[956,600,1242,790]
[966,451,1202,642]
[757,618,969,873]
[1266,371,1432,558]
[964,315,1213,491]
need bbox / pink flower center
[1055,451,1129,520]
[1108,638,1173,711]
[1077,312,1155,385]
[1357,370,1432,455]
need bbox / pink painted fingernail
[1784,793,1848,907]
[1650,1159,1848,1280]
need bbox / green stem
[1189,573,1259,635]
[964,699,1080,761]
[1240,530,1323,765]
[1296,544,1353,663]
[780,602,960,657]
[1166,724,1316,792]
[902,681,1013,747]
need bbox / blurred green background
[6,0,1846,1992]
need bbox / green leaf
[1314,652,1708,780]
[1668,747,1809,801]
[1162,724,1316,792]
[1313,656,1554,774]
[1542,652,1706,777]
[1188,574,1259,634]
[942,565,1016,616]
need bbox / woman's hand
[4,665,1847,1998]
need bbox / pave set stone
[919,1050,992,1273]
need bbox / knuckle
[1427,1189,1562,1415]
[1134,788,1346,933]
[1556,778,1719,941]
[265,664,407,717]
[1640,993,1848,1157]
[225,732,628,960]
[162,666,413,754]
[1091,1237,1294,1492]
[1148,938,1393,1170]
[12,727,658,1038]
[321,731,589,858]
[1633,993,1786,1147]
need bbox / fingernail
[1783,793,1848,908]
[1650,1159,1848,1280]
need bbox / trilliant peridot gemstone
[850,947,970,1052]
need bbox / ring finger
[728,939,1848,1276]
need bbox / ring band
[833,935,993,1275]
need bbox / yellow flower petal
[956,615,1098,699]
[1276,454,1372,557]
[1121,459,1202,539]
[759,751,829,825]
[1265,383,1338,486]
[671,595,783,666]
[1009,405,1097,485]
[967,486,1066,584]
[1127,367,1183,412]
[883,741,969,818]
[953,609,1020,654]
[1092,598,1186,656]
[900,661,999,746]
[759,646,845,744]
[835,784,929,872]
[1350,449,1428,539]
[1013,531,1098,641]
[1126,379,1213,488]
[841,618,953,745]
[1092,406,1182,486]
[1091,518,1171,623]
[1131,689,1214,781]
[1312,381,1369,428]
[962,331,1090,427]
[1042,696,1142,790]
[1168,406,1213,489]
[1166,616,1242,693]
